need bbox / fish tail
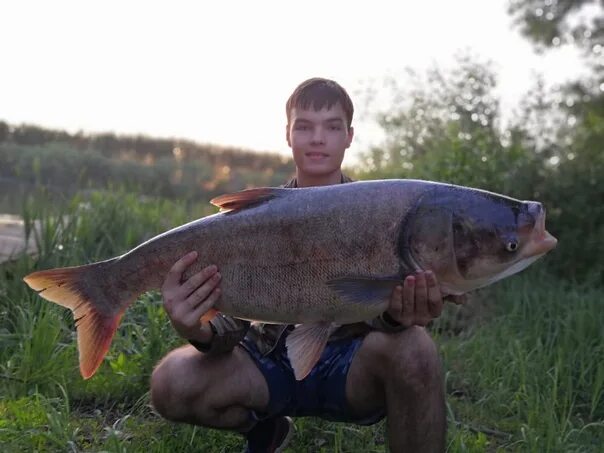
[23,258,136,379]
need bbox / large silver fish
[23,179,557,380]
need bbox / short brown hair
[286,78,354,129]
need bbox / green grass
[1,191,603,452]
[439,274,604,452]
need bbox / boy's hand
[161,251,222,343]
[386,270,462,328]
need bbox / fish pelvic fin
[286,322,339,381]
[23,259,136,379]
[200,307,219,323]
[210,187,286,212]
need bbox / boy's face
[286,103,354,178]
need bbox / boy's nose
[311,126,326,145]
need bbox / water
[0,177,72,215]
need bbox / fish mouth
[523,208,557,257]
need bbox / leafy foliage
[507,0,604,54]
[355,52,603,282]
[0,126,294,209]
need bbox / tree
[358,53,536,195]
[508,0,604,54]
[507,0,604,281]
[508,0,604,102]
[0,121,9,142]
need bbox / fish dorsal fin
[210,187,284,212]
[286,322,339,380]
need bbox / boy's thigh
[205,344,271,410]
[155,344,270,412]
[344,328,438,421]
[345,332,389,421]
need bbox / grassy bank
[1,192,602,452]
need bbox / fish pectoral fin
[286,322,338,381]
[210,187,287,212]
[327,277,399,306]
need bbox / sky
[0,0,587,163]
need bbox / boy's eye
[329,125,342,131]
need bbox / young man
[151,78,450,452]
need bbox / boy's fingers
[401,275,415,327]
[192,287,221,320]
[426,271,443,318]
[164,251,198,287]
[414,272,428,307]
[181,265,218,298]
[185,272,221,310]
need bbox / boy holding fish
[151,78,453,452]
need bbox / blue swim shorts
[239,330,385,426]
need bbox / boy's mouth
[305,152,329,161]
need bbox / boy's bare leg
[346,327,446,453]
[151,327,445,451]
[150,344,269,432]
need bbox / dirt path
[0,214,38,264]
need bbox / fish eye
[506,240,518,252]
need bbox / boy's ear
[285,124,292,147]
[346,126,354,148]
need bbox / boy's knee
[367,327,442,390]
[150,351,179,419]
[397,327,441,388]
[150,348,208,421]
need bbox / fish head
[400,186,558,295]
